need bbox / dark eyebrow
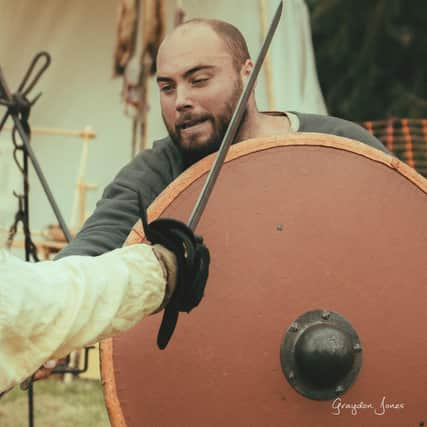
[183,65,216,79]
[157,65,216,84]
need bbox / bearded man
[56,18,387,259]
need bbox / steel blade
[187,0,284,231]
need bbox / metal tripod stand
[0,51,92,427]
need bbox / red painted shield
[101,134,427,427]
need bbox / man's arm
[56,138,184,259]
[0,244,176,393]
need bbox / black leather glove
[138,192,210,349]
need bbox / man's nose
[175,86,193,112]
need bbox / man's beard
[165,78,244,166]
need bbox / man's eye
[192,78,209,86]
[161,85,175,93]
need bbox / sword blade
[187,0,284,231]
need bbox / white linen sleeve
[0,244,167,392]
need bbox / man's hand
[20,359,58,390]
[143,217,210,349]
[137,191,210,349]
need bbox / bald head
[158,19,250,72]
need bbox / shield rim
[99,132,427,427]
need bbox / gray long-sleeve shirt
[56,112,388,259]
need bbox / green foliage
[307,0,427,121]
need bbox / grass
[0,378,110,427]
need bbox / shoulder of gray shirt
[289,112,389,154]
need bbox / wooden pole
[138,64,149,153]
[3,125,96,139]
[258,0,276,110]
[174,0,185,27]
[68,126,99,228]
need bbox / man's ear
[240,59,253,82]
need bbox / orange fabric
[361,118,427,177]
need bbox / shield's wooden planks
[101,133,427,427]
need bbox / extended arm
[0,244,174,393]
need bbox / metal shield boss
[101,134,427,427]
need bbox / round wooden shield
[100,133,427,427]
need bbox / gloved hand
[138,193,210,349]
[150,243,177,311]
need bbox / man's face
[156,24,245,164]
